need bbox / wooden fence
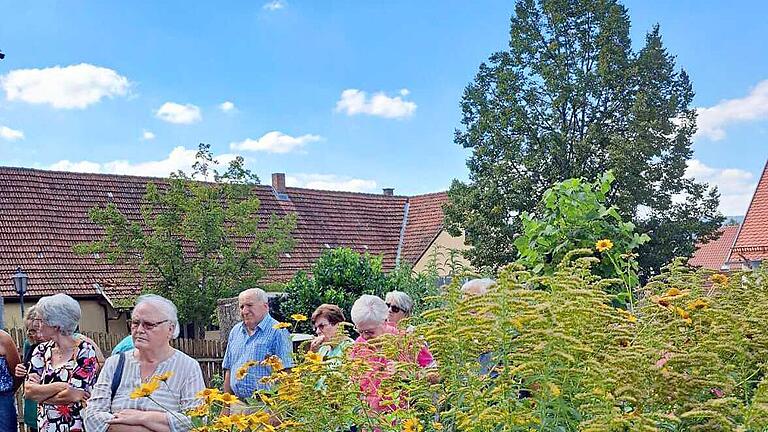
[6,328,226,432]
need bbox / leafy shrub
[514,171,650,307]
[281,248,387,332]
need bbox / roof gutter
[394,199,410,267]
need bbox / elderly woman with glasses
[384,290,413,326]
[350,295,435,412]
[309,304,353,357]
[24,294,100,432]
[83,294,205,432]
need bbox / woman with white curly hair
[349,295,435,413]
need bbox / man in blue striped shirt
[222,288,294,400]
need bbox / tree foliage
[280,247,443,333]
[74,144,296,336]
[444,0,723,276]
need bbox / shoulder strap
[110,352,126,401]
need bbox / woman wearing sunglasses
[384,291,413,327]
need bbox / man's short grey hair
[351,295,388,326]
[461,278,497,297]
[37,294,81,336]
[239,288,268,304]
[384,291,413,316]
[135,294,180,339]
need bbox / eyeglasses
[385,303,403,314]
[313,322,330,332]
[355,327,378,339]
[130,319,169,331]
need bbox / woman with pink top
[349,295,435,413]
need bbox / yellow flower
[261,355,284,371]
[291,313,308,322]
[273,322,291,329]
[672,306,692,324]
[402,418,423,432]
[665,287,683,297]
[710,273,729,285]
[687,298,709,310]
[432,422,444,431]
[214,392,240,405]
[230,414,249,429]
[548,382,561,397]
[595,239,614,252]
[129,379,161,399]
[246,411,271,427]
[196,388,222,402]
[236,360,258,380]
[305,351,323,364]
[154,371,173,382]
[186,404,209,418]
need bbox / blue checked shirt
[222,314,294,398]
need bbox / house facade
[0,166,470,333]
[691,161,768,271]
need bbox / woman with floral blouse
[24,294,99,432]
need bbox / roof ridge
[0,165,431,199]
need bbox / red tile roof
[689,225,739,270]
[401,192,449,265]
[0,167,448,300]
[729,161,768,263]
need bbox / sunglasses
[385,303,403,314]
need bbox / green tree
[74,144,296,337]
[444,0,723,276]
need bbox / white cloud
[335,88,417,119]
[141,130,156,140]
[0,125,24,141]
[48,146,238,179]
[695,79,768,141]
[230,131,321,154]
[0,63,129,109]
[219,101,236,112]
[286,173,378,193]
[263,0,286,11]
[155,102,202,124]
[685,159,757,215]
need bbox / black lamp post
[12,267,28,317]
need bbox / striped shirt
[222,315,294,398]
[82,348,205,432]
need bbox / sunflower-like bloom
[595,239,614,252]
[130,379,161,399]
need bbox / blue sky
[0,1,766,216]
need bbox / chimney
[272,173,286,194]
[382,188,394,196]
